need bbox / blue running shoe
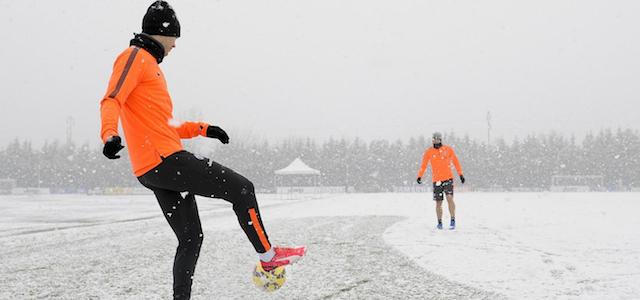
[437,222,443,230]
[449,219,456,230]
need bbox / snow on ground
[384,192,640,299]
[1,192,639,299]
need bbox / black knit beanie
[142,1,181,37]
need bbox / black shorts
[433,178,454,201]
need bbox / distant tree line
[0,128,638,192]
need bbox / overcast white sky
[1,0,638,147]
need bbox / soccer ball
[252,263,287,292]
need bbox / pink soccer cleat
[261,246,306,271]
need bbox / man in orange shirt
[99,2,304,298]
[416,132,465,230]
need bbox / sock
[259,246,275,262]
[438,219,442,224]
[451,217,455,221]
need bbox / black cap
[432,132,443,141]
[142,1,181,37]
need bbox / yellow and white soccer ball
[252,263,287,292]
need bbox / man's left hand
[206,125,229,144]
[460,175,466,184]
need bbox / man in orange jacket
[416,132,465,230]
[99,2,304,298]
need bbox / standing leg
[444,179,456,229]
[152,189,203,300]
[445,194,456,219]
[433,181,444,229]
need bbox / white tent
[274,158,321,193]
[274,158,346,194]
[274,158,321,176]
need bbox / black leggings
[138,151,271,299]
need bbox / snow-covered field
[1,192,639,299]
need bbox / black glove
[206,125,229,144]
[460,175,466,184]
[416,177,422,184]
[103,136,125,159]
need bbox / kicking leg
[139,151,304,270]
[185,157,305,270]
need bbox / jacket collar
[130,33,165,64]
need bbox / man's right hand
[103,136,125,159]
[416,177,422,184]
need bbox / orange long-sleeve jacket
[417,145,463,182]
[100,46,208,176]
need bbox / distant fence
[1,185,637,196]
[88,187,149,195]
[9,188,51,195]
[550,175,605,192]
[276,186,347,194]
[0,178,17,194]
[393,186,431,193]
